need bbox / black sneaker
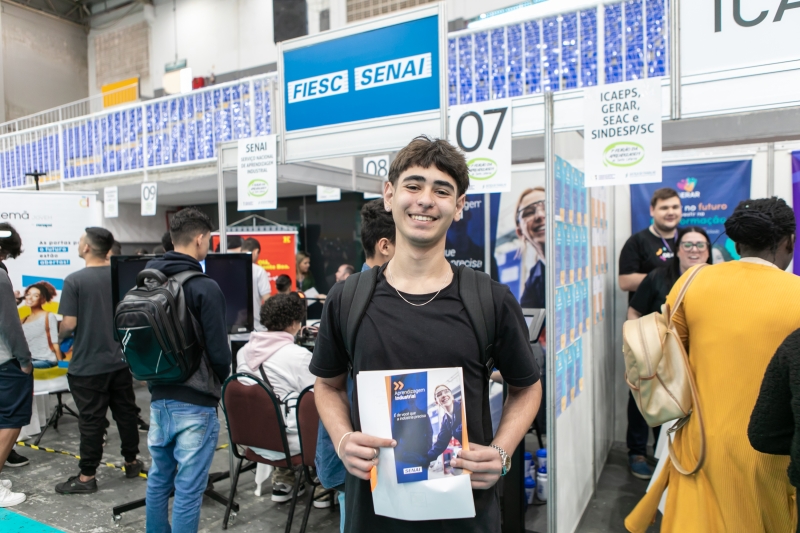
[137,416,150,433]
[124,460,143,479]
[4,450,29,468]
[55,475,98,494]
[271,482,305,503]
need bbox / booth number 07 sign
[584,78,662,187]
[448,99,512,195]
[238,135,278,211]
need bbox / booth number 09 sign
[448,98,512,195]
[141,182,158,216]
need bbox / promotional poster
[389,368,468,484]
[1,191,101,318]
[630,160,752,263]
[211,231,297,293]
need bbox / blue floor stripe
[0,509,66,532]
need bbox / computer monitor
[203,253,253,334]
[111,254,254,334]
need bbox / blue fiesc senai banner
[282,16,440,131]
[630,160,752,262]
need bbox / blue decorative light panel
[491,27,507,99]
[458,35,474,104]
[580,9,598,87]
[507,24,523,97]
[524,20,542,95]
[474,31,490,102]
[561,13,579,90]
[625,0,644,80]
[448,38,458,105]
[604,4,623,84]
[542,17,560,92]
[646,0,667,77]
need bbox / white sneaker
[0,484,25,507]
[0,480,10,489]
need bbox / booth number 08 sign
[448,99,512,195]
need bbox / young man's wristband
[337,431,354,459]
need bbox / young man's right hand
[338,431,396,480]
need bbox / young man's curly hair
[259,293,306,331]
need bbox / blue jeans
[146,400,220,533]
[31,360,57,369]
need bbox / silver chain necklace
[386,262,452,307]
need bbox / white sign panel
[682,0,800,76]
[141,182,158,216]
[316,186,341,202]
[0,191,101,310]
[363,154,390,199]
[448,99,512,195]
[584,79,662,187]
[104,186,118,219]
[238,135,278,211]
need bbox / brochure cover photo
[357,367,476,521]
[389,368,469,484]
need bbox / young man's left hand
[451,443,503,489]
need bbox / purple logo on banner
[792,152,800,275]
[630,161,752,264]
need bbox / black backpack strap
[339,266,379,375]
[171,270,207,285]
[457,265,496,378]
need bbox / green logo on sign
[248,179,268,197]
[603,142,645,168]
[467,157,498,180]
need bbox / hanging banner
[316,186,341,202]
[630,160,752,263]
[584,78,662,187]
[445,195,499,277]
[449,98,512,195]
[141,182,157,216]
[104,186,118,219]
[0,191,101,316]
[238,135,278,211]
[791,151,800,275]
[211,231,297,294]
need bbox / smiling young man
[618,187,682,479]
[310,136,542,532]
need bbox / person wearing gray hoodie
[0,222,33,507]
[235,293,317,504]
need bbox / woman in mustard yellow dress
[626,198,800,533]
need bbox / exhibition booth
[3,1,800,532]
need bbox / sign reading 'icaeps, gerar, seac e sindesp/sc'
[584,78,662,188]
[238,136,277,211]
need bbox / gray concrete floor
[6,385,656,533]
[4,382,340,533]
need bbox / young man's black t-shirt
[310,263,540,533]
[628,266,673,316]
[618,228,677,302]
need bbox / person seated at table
[20,281,63,369]
[236,293,320,503]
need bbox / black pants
[68,368,140,476]
[627,391,660,457]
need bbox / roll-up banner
[630,160,752,263]
[791,151,800,275]
[0,191,101,316]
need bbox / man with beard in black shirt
[310,136,542,533]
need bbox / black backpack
[114,268,206,384]
[339,264,497,438]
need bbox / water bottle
[536,467,548,502]
[524,475,536,505]
[536,448,548,472]
[524,451,532,477]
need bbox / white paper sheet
[357,368,476,521]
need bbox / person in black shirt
[628,226,712,319]
[618,187,681,480]
[311,136,542,533]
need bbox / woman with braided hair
[626,197,800,533]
